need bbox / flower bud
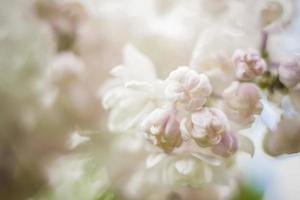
[180,108,229,147]
[165,66,212,111]
[212,132,238,157]
[142,108,182,153]
[232,48,267,81]
[278,60,300,91]
[222,81,263,126]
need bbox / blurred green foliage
[231,183,263,200]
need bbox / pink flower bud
[212,132,238,157]
[165,67,212,111]
[278,60,300,91]
[142,108,182,153]
[180,108,229,147]
[233,48,267,81]
[222,82,263,126]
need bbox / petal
[180,118,192,141]
[237,134,255,157]
[191,152,222,166]
[175,159,194,175]
[123,44,157,82]
[125,80,154,93]
[260,98,283,131]
[110,65,128,78]
[146,153,166,168]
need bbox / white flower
[165,66,212,111]
[163,156,212,187]
[142,107,182,153]
[260,0,294,33]
[222,81,263,126]
[180,108,229,147]
[278,59,300,91]
[101,44,160,133]
[233,48,267,81]
[264,114,300,156]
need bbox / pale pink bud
[212,132,238,157]
[165,66,212,111]
[233,48,267,81]
[278,60,300,91]
[180,108,229,147]
[142,108,182,153]
[222,81,263,126]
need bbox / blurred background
[1,0,300,199]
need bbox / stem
[260,31,269,61]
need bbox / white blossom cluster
[97,0,300,198]
[101,44,261,189]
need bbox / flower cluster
[102,44,260,188]
[4,0,300,199]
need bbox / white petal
[237,134,255,157]
[146,154,166,169]
[110,65,127,78]
[180,118,192,141]
[175,159,194,175]
[125,80,153,93]
[191,152,222,166]
[123,44,157,81]
[260,98,283,131]
[102,88,122,109]
[68,132,90,149]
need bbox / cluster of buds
[140,66,239,157]
[101,45,265,158]
[220,48,265,127]
[101,45,262,188]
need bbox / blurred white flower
[260,0,294,33]
[278,59,300,91]
[68,131,90,149]
[264,113,300,156]
[48,52,85,85]
[101,44,160,133]
[163,156,212,187]
[47,155,111,200]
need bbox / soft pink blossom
[180,108,229,147]
[165,66,212,111]
[222,81,263,126]
[233,48,267,81]
[212,132,238,157]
